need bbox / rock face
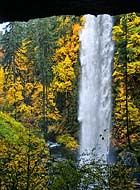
[1,0,140,23]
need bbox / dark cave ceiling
[0,0,140,23]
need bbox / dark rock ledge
[0,0,140,23]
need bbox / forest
[0,12,140,189]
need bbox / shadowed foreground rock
[0,0,140,23]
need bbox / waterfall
[78,14,114,164]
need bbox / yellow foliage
[112,12,140,148]
[24,82,34,96]
[0,131,49,189]
[6,79,24,105]
[72,23,81,35]
[48,18,81,123]
[64,16,70,24]
[127,61,140,74]
[52,20,80,93]
[56,134,79,150]
[0,38,47,129]
[57,37,65,46]
[0,66,4,87]
[0,67,6,107]
[31,83,43,100]
[47,111,61,121]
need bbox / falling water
[78,14,114,164]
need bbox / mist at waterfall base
[78,14,114,165]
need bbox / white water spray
[78,14,114,164]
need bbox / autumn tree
[47,16,83,150]
[1,40,42,132]
[0,16,83,149]
[0,66,6,111]
[0,111,49,190]
[112,12,140,153]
